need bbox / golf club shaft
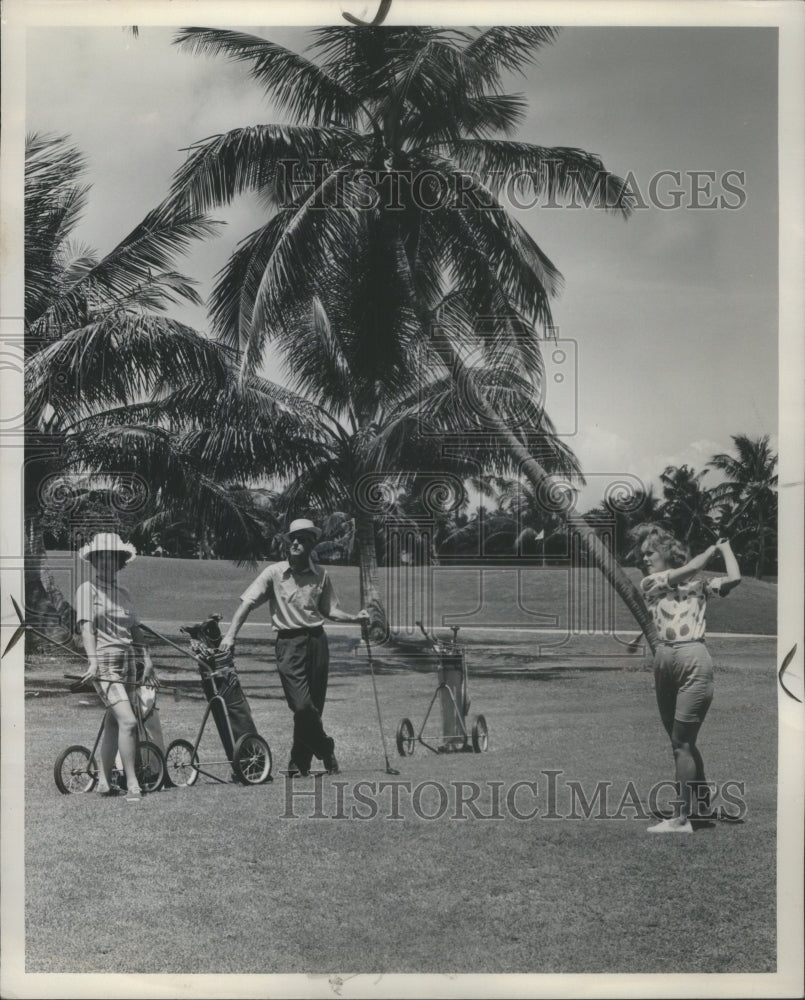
[65,672,176,694]
[18,624,86,661]
[139,623,200,660]
[362,629,396,771]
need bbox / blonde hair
[629,523,689,569]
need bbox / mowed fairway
[23,559,777,974]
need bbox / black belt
[276,625,324,639]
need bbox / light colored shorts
[92,647,137,709]
[653,639,714,726]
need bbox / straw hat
[283,518,322,542]
[78,532,137,563]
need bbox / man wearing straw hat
[220,518,369,777]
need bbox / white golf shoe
[647,817,693,834]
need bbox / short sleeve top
[640,571,727,643]
[240,560,341,631]
[75,580,139,653]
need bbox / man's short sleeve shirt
[240,560,341,630]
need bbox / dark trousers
[274,627,333,769]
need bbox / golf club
[4,596,178,693]
[64,672,177,695]
[361,620,400,775]
[139,622,202,660]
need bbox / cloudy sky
[26,24,779,506]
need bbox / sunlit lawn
[25,625,777,974]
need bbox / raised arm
[666,537,742,592]
[714,538,742,595]
[666,544,718,586]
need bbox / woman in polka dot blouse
[631,524,741,834]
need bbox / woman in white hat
[76,532,162,802]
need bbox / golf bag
[180,615,256,759]
[437,645,470,741]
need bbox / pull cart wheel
[396,717,415,757]
[232,733,273,785]
[164,739,200,788]
[471,715,489,753]
[136,741,166,792]
[54,745,97,794]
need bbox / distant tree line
[41,434,777,580]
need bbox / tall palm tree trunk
[756,507,765,579]
[355,509,388,639]
[24,515,78,650]
[435,341,660,653]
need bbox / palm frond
[30,204,221,340]
[435,139,634,216]
[209,209,297,349]
[245,168,370,375]
[413,162,559,337]
[464,27,560,80]
[174,28,361,126]
[64,422,268,563]
[25,312,228,428]
[405,92,528,146]
[308,26,442,100]
[83,203,221,300]
[168,124,365,215]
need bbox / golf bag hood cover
[180,614,223,648]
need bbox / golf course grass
[42,551,777,635]
[22,558,778,974]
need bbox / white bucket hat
[79,532,137,563]
[283,518,322,542]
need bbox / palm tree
[708,434,778,577]
[167,25,659,648]
[658,465,718,553]
[584,485,663,563]
[23,133,273,637]
[441,474,569,560]
[249,321,581,634]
